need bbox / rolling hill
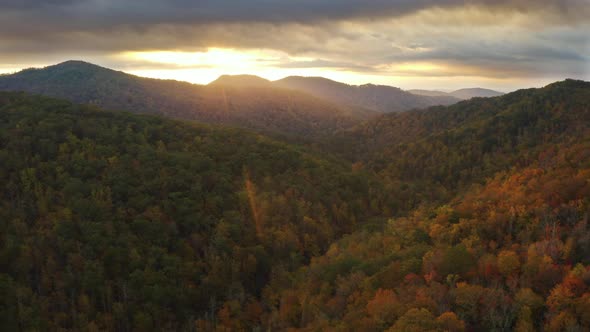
[0,61,374,139]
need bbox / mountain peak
[49,60,111,71]
[277,76,353,88]
[14,60,119,78]
[209,74,270,87]
[56,60,96,66]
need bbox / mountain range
[211,74,466,112]
[0,61,503,139]
[0,61,372,139]
[1,60,589,331]
[273,76,461,112]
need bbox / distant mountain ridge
[0,61,374,138]
[0,61,509,139]
[274,75,461,113]
[409,87,504,99]
[450,87,505,99]
[210,74,464,113]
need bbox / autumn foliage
[0,79,589,331]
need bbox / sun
[124,48,276,69]
[118,47,422,87]
[120,48,285,83]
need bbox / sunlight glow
[395,62,445,72]
[124,48,283,69]
[0,67,25,75]
[123,48,322,84]
[121,48,380,85]
[115,48,520,90]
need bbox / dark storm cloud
[85,0,586,26]
[0,0,77,8]
[1,0,588,28]
[0,1,587,44]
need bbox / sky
[0,0,588,91]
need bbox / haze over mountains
[409,88,505,100]
[273,76,461,112]
[211,73,469,112]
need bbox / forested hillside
[1,0,586,329]
[1,79,589,331]
[0,92,388,330]
[0,62,373,139]
[330,79,590,210]
[213,80,590,331]
[265,136,590,331]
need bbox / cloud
[0,0,588,87]
[1,1,588,43]
[276,59,376,72]
[2,0,588,25]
